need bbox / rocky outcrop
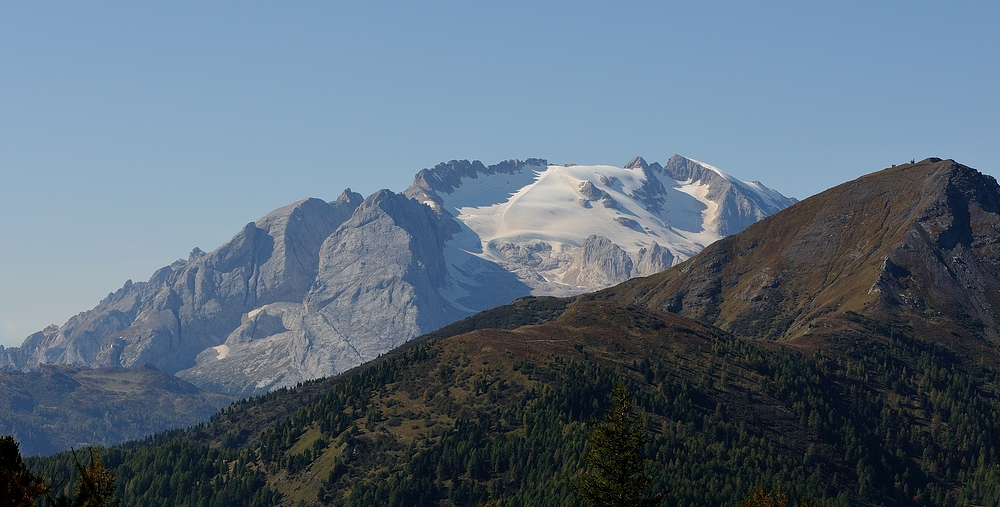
[563,235,634,287]
[175,189,488,394]
[405,158,548,213]
[633,242,674,277]
[562,236,675,287]
[305,189,465,354]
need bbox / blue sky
[1,2,998,347]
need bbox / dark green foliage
[2,437,123,507]
[30,438,278,507]
[575,384,664,507]
[738,486,788,507]
[736,486,816,507]
[1,434,52,507]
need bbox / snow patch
[677,180,722,237]
[440,165,545,212]
[213,345,230,360]
[449,164,713,261]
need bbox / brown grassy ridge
[589,159,1000,364]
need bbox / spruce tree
[574,384,664,507]
[0,435,53,507]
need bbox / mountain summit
[406,155,794,297]
[1,156,793,394]
[602,158,1000,357]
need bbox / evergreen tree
[1,435,52,507]
[574,384,664,507]
[43,449,120,507]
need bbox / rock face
[563,235,634,287]
[601,158,1000,360]
[658,155,789,235]
[1,156,794,395]
[0,193,363,386]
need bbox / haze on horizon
[1,2,998,347]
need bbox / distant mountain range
[27,158,1000,506]
[0,364,230,456]
[0,155,794,396]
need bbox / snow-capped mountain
[410,155,792,301]
[0,155,795,395]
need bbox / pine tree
[574,384,664,507]
[46,449,121,507]
[0,435,53,507]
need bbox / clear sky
[1,2,998,347]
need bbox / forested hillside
[27,298,1000,506]
[0,364,231,456]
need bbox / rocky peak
[404,158,548,212]
[562,235,634,287]
[336,188,364,206]
[660,154,718,183]
[624,156,649,170]
[361,188,396,208]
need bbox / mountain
[595,158,1000,358]
[407,155,793,297]
[1,156,793,395]
[0,364,231,456]
[25,157,1000,506]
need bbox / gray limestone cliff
[563,235,635,287]
[173,189,473,394]
[1,192,362,377]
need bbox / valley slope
[0,364,231,456]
